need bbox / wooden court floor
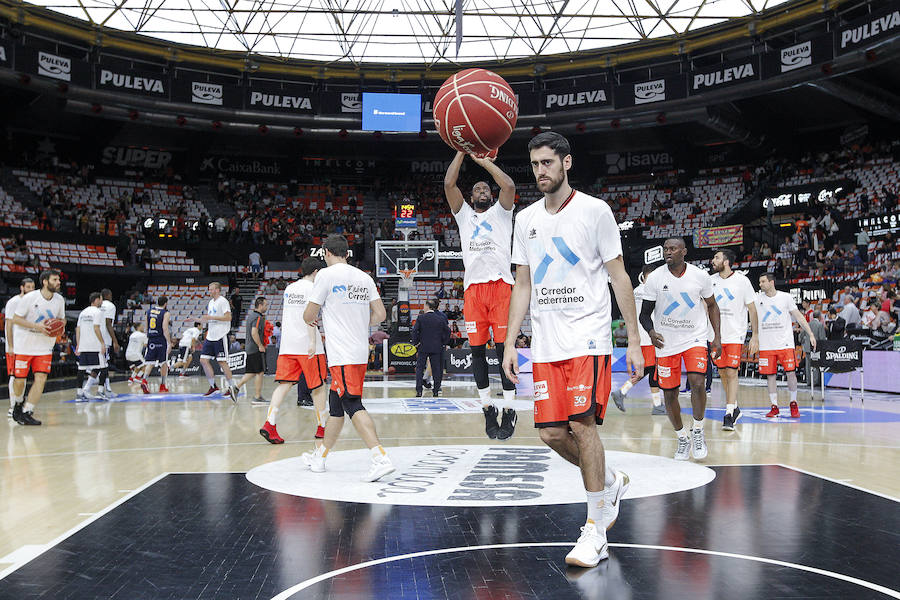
[1,373,898,599]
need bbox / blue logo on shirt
[471,221,494,240]
[762,304,783,322]
[332,285,347,294]
[533,237,581,284]
[662,293,696,318]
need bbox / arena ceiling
[22,0,795,64]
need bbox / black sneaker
[415,391,423,398]
[497,408,517,440]
[423,379,432,389]
[723,407,741,431]
[432,389,441,397]
[297,395,313,406]
[11,401,24,424]
[20,411,41,426]
[483,405,500,439]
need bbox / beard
[537,174,564,195]
[474,199,492,211]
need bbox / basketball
[44,318,66,338]
[433,68,518,157]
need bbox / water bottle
[894,333,900,352]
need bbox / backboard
[375,240,439,279]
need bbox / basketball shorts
[245,351,266,375]
[758,348,796,375]
[641,345,656,368]
[200,338,229,360]
[78,351,108,371]
[145,339,168,365]
[178,345,191,361]
[714,343,744,370]
[14,354,52,379]
[6,352,14,375]
[330,364,366,399]
[276,353,327,388]
[656,346,708,390]
[463,279,512,347]
[126,359,144,369]
[532,355,611,428]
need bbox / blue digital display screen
[362,93,422,132]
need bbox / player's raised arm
[471,155,516,210]
[443,151,466,214]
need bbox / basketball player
[235,297,268,404]
[125,322,147,383]
[502,132,643,568]
[444,150,519,439]
[757,273,816,418]
[261,258,328,445]
[639,238,721,461]
[303,235,394,483]
[610,264,665,415]
[100,289,119,396]
[11,269,66,426]
[174,322,201,376]
[199,282,238,403]
[75,292,106,400]
[140,296,172,394]
[5,277,34,418]
[710,249,760,430]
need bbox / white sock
[586,490,604,524]
[266,405,279,426]
[651,391,662,407]
[8,376,15,407]
[675,427,688,439]
[370,445,386,459]
[206,374,216,387]
[726,403,736,416]
[692,418,704,431]
[315,408,327,428]
[24,402,34,413]
[619,380,634,395]
[226,378,235,388]
[769,392,778,405]
[790,390,797,403]
[478,387,493,408]
[83,377,95,393]
[314,444,328,458]
[105,380,112,391]
[604,467,616,488]
[501,389,515,409]
[13,394,24,407]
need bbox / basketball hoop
[398,267,418,290]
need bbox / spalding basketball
[44,318,66,338]
[434,68,518,157]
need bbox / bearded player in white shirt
[503,132,644,569]
[757,272,816,418]
[639,238,722,462]
[445,151,519,440]
[5,276,34,418]
[710,249,759,431]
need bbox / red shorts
[463,280,511,346]
[275,353,327,389]
[329,364,367,398]
[14,354,52,379]
[714,343,743,370]
[641,345,656,368]
[6,352,14,375]
[758,348,795,375]
[656,346,708,390]
[532,355,611,428]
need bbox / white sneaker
[565,521,609,567]
[300,451,314,468]
[674,435,690,461]
[362,455,395,482]
[601,471,630,531]
[691,428,708,460]
[308,452,326,473]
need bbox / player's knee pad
[342,395,365,419]
[470,344,489,389]
[646,365,658,388]
[328,389,344,417]
[493,342,516,390]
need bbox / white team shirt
[634,284,652,347]
[757,291,798,351]
[454,201,514,290]
[309,262,380,366]
[13,289,66,356]
[77,306,105,353]
[126,330,148,361]
[641,263,714,358]
[4,295,22,351]
[100,299,116,346]
[511,191,622,362]
[711,271,756,345]
[179,327,201,348]
[279,278,324,356]
[205,296,231,341]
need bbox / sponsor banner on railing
[614,76,687,109]
[543,84,612,113]
[16,45,90,85]
[694,225,743,248]
[321,90,363,115]
[857,211,900,236]
[246,79,316,113]
[0,38,12,68]
[689,57,760,95]
[762,35,833,78]
[603,150,675,175]
[808,340,863,372]
[95,65,168,98]
[173,76,241,108]
[835,1,900,55]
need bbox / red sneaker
[127,376,134,383]
[140,380,151,395]
[203,385,220,397]
[259,421,284,444]
[789,401,800,418]
[315,425,325,439]
[159,384,170,393]
[765,404,780,418]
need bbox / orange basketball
[44,318,66,338]
[434,68,518,158]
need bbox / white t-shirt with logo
[100,299,116,346]
[4,294,23,351]
[511,191,622,363]
[712,271,756,345]
[757,291,798,351]
[77,305,105,353]
[633,284,652,347]
[454,201,514,290]
[179,327,201,348]
[280,278,325,356]
[641,263,714,358]
[206,296,231,341]
[13,289,66,356]
[309,262,380,366]
[126,330,148,362]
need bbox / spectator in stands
[249,251,262,275]
[369,328,390,367]
[264,280,277,294]
[780,236,796,279]
[765,197,775,229]
[861,301,881,330]
[856,228,871,263]
[514,333,530,349]
[276,277,287,291]
[826,307,846,340]
[760,242,772,259]
[839,298,861,329]
[880,313,897,336]
[613,322,628,348]
[271,321,281,346]
[228,334,241,354]
[450,322,462,348]
[800,310,827,386]
[229,287,243,328]
[453,277,464,299]
[436,283,446,299]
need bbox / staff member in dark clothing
[235,297,267,404]
[826,306,846,340]
[230,287,243,329]
[412,299,450,398]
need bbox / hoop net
[398,267,417,290]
